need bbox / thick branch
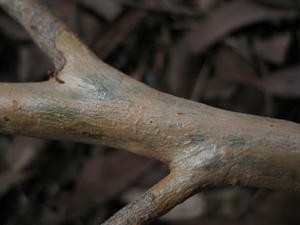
[0,0,300,224]
[1,79,300,188]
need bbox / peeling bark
[0,0,300,224]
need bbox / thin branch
[101,170,206,225]
[0,0,67,70]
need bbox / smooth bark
[0,0,300,224]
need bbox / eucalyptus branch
[0,0,299,224]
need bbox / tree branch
[0,0,300,224]
[0,0,67,70]
[102,170,206,225]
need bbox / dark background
[0,0,300,224]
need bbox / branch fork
[0,0,299,224]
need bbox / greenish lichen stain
[82,74,121,100]
[142,140,159,151]
[187,134,206,143]
[239,155,273,170]
[124,82,146,94]
[238,156,284,177]
[228,136,246,147]
[37,104,80,120]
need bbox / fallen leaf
[95,10,147,59]
[7,137,44,171]
[254,66,300,98]
[0,170,28,195]
[166,0,295,95]
[254,33,290,65]
[44,150,155,222]
[185,0,296,54]
[251,0,300,9]
[79,0,121,21]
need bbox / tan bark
[0,0,300,224]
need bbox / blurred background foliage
[0,0,300,224]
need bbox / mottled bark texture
[0,0,300,224]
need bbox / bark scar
[48,70,65,84]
